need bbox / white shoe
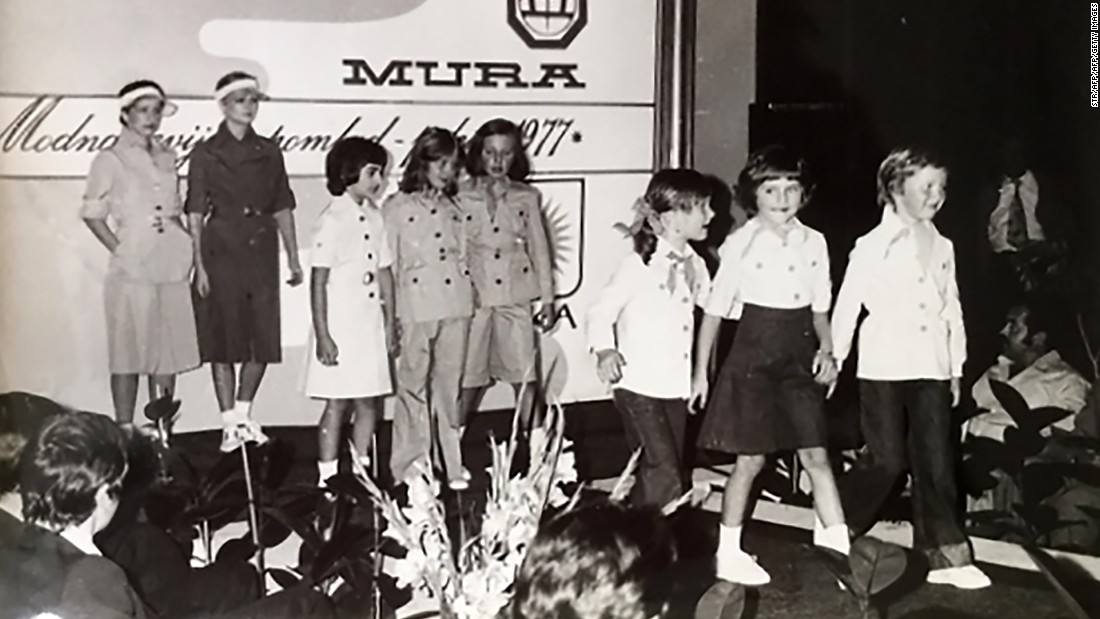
[461,467,472,482]
[448,477,470,491]
[716,550,771,586]
[926,565,992,590]
[219,419,270,453]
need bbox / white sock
[317,459,338,485]
[235,400,254,419]
[718,523,743,554]
[221,408,244,426]
[358,455,371,472]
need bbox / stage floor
[169,401,1080,619]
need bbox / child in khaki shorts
[458,119,555,439]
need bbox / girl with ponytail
[585,168,714,509]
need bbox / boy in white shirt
[831,147,991,590]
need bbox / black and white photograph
[0,1,1098,617]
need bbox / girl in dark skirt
[691,146,847,585]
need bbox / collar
[59,525,101,556]
[210,121,261,148]
[655,236,694,262]
[878,206,941,248]
[742,216,809,251]
[116,127,165,153]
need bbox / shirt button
[466,215,473,221]
[439,255,446,262]
[408,216,415,223]
[157,229,165,234]
[493,226,500,233]
[920,325,928,332]
[683,325,690,332]
[363,233,370,240]
[794,293,801,301]
[658,284,665,291]
[522,267,529,273]
[918,277,926,284]
[495,252,502,260]
[412,277,419,284]
[919,302,927,309]
[359,216,366,222]
[430,209,437,215]
[495,278,503,285]
[683,353,690,360]
[368,292,376,299]
[445,278,452,285]
[154,205,162,211]
[756,262,763,269]
[682,297,689,304]
[368,253,373,260]
[435,232,442,238]
[788,265,795,272]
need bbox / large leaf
[693,580,746,619]
[989,380,1032,429]
[311,523,375,582]
[143,395,181,422]
[216,534,257,563]
[260,439,295,491]
[1054,436,1100,454]
[267,567,303,591]
[1002,426,1046,474]
[1024,545,1096,619]
[848,537,907,597]
[1025,407,1075,433]
[324,472,376,506]
[199,451,248,500]
[376,572,413,613]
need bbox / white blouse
[586,237,711,399]
[704,217,832,320]
[831,207,966,380]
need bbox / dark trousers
[612,388,688,508]
[838,380,972,569]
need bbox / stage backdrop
[0,0,662,432]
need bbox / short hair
[20,411,127,529]
[399,126,463,196]
[509,502,676,619]
[631,168,711,264]
[0,392,67,495]
[734,145,814,216]
[876,147,947,207]
[325,136,389,196]
[465,118,532,181]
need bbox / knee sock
[718,522,743,555]
[317,459,338,487]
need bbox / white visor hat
[119,85,178,116]
[214,77,269,102]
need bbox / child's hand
[950,377,961,408]
[287,257,304,287]
[812,350,837,382]
[316,334,339,366]
[689,373,709,413]
[534,303,555,332]
[595,349,626,384]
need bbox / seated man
[0,409,151,618]
[0,392,68,533]
[967,303,1092,441]
[508,501,676,619]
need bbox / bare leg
[148,374,177,400]
[459,386,486,429]
[237,362,267,402]
[318,399,349,463]
[351,397,380,459]
[797,447,846,527]
[211,363,236,412]
[720,454,767,527]
[110,374,140,424]
[511,381,540,431]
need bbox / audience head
[734,144,814,220]
[466,117,531,182]
[20,411,128,533]
[1001,303,1052,367]
[510,501,676,619]
[999,134,1028,179]
[0,392,67,496]
[877,147,948,223]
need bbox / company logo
[508,0,588,49]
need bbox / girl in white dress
[304,137,397,486]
